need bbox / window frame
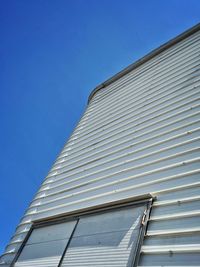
[11,195,153,267]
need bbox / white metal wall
[1,29,200,266]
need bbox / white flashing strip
[147,227,200,237]
[150,210,200,221]
[141,244,200,254]
[153,195,200,207]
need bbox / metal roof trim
[32,193,153,225]
[88,23,200,104]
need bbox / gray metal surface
[61,205,145,267]
[1,25,200,266]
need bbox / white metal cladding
[1,27,200,266]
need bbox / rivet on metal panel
[169,250,173,257]
[177,200,181,206]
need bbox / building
[1,23,200,267]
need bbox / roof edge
[88,22,200,104]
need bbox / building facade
[1,23,200,267]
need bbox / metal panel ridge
[88,23,200,104]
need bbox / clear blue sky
[0,0,199,255]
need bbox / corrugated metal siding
[1,29,200,266]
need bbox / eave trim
[88,23,200,104]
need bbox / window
[14,221,77,267]
[13,200,151,267]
